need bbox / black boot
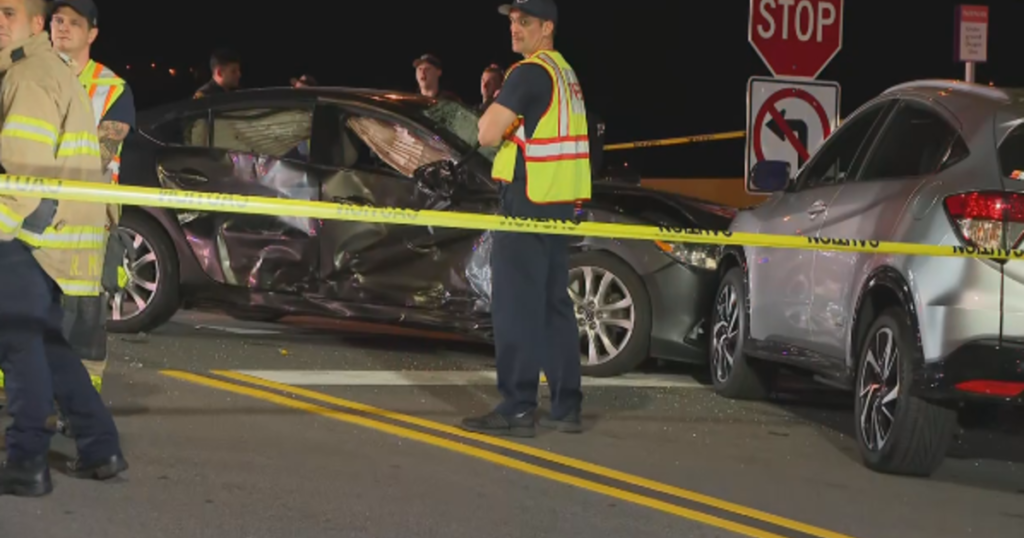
[460,410,535,438]
[0,456,54,497]
[538,409,583,433]
[66,454,129,480]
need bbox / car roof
[138,86,444,124]
[876,79,1024,125]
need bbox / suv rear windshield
[998,123,1024,178]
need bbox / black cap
[50,0,99,26]
[412,54,442,70]
[498,0,558,23]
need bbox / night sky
[86,0,1017,178]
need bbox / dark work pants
[491,181,582,418]
[0,240,120,462]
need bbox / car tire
[106,212,181,334]
[854,307,957,477]
[709,266,776,400]
[569,251,651,378]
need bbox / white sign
[956,5,989,63]
[745,76,841,193]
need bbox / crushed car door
[312,103,485,311]
[153,104,322,294]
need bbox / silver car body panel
[735,80,1024,376]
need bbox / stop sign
[749,0,844,79]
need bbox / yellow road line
[210,370,857,538]
[161,370,789,538]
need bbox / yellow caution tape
[0,174,1021,261]
[604,130,745,151]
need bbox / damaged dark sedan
[112,87,735,377]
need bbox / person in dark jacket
[194,48,240,99]
[479,63,503,112]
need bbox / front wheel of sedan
[854,307,957,477]
[106,212,181,334]
[568,251,651,378]
[709,267,776,400]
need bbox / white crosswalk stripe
[231,370,705,388]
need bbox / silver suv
[710,80,1024,477]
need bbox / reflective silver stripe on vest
[90,64,120,125]
[524,140,590,159]
[91,85,110,125]
[533,53,570,138]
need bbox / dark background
[85,0,1017,178]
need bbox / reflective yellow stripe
[2,114,59,147]
[0,203,25,232]
[56,278,103,296]
[16,225,107,249]
[56,131,101,157]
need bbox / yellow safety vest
[491,50,591,204]
[79,58,125,183]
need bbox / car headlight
[654,241,721,270]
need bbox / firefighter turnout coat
[0,31,108,298]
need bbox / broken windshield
[421,100,499,162]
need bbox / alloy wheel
[568,266,635,366]
[858,327,901,452]
[711,283,739,383]
[110,228,160,322]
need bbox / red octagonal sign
[749,0,844,79]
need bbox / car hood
[589,182,737,231]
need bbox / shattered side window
[149,111,209,147]
[210,107,313,159]
[346,116,455,177]
[422,101,498,161]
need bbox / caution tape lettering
[335,204,421,222]
[157,190,249,210]
[0,176,62,196]
[952,245,1024,259]
[807,237,881,249]
[500,215,581,232]
[658,225,733,238]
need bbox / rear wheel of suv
[854,307,957,476]
[709,266,776,400]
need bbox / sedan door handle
[807,200,827,217]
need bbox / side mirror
[749,160,791,192]
[412,160,457,197]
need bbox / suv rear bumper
[912,339,1024,404]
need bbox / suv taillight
[944,192,1024,250]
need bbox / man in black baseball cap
[50,0,98,26]
[497,0,559,55]
[49,0,137,440]
[412,53,460,102]
[461,0,590,438]
[498,0,558,23]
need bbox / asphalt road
[2,309,1023,538]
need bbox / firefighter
[460,0,590,437]
[0,0,127,497]
[49,0,136,429]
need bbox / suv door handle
[807,200,827,217]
